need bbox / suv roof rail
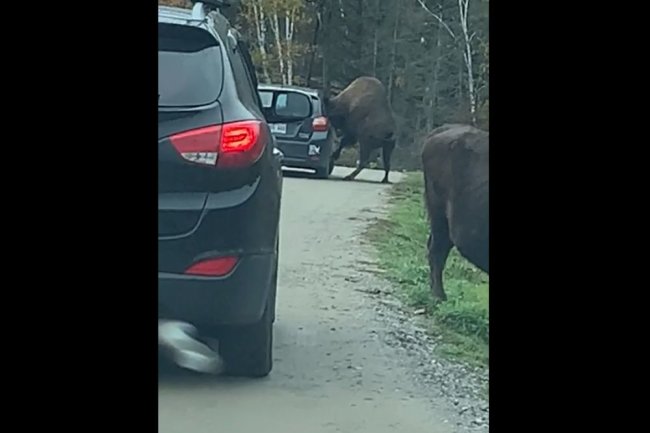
[190,1,231,19]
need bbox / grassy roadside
[367,172,489,367]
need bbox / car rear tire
[328,157,335,175]
[218,299,273,378]
[269,268,277,323]
[315,159,333,179]
[270,239,279,323]
[314,167,329,179]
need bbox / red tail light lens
[169,125,220,166]
[185,256,238,277]
[221,122,259,152]
[218,120,265,168]
[169,120,266,168]
[312,116,329,132]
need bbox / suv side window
[238,40,259,89]
[237,40,264,109]
[225,31,261,112]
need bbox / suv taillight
[169,120,266,168]
[312,116,329,132]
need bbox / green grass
[367,173,489,367]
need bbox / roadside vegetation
[367,173,489,367]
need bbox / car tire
[218,298,273,378]
[269,268,277,323]
[314,167,329,179]
[270,239,279,323]
[328,156,335,175]
[315,159,332,179]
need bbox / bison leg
[333,134,356,161]
[428,207,452,302]
[381,140,395,184]
[343,142,372,181]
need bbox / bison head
[322,95,346,132]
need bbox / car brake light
[185,256,238,277]
[169,125,220,166]
[218,120,265,168]
[169,120,266,168]
[312,116,329,132]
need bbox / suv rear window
[258,90,312,120]
[158,24,224,107]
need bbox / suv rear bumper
[158,253,275,327]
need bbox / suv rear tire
[218,299,273,378]
[270,238,279,323]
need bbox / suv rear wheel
[217,298,273,377]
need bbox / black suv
[158,1,283,377]
[257,84,339,178]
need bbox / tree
[242,0,272,82]
[239,0,308,85]
[159,0,489,169]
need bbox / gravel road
[159,167,488,433]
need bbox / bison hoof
[381,178,391,184]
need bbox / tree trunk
[372,0,380,76]
[251,0,270,83]
[458,0,477,124]
[321,5,333,95]
[269,12,285,84]
[387,0,401,103]
[428,5,444,131]
[306,4,322,87]
[285,10,295,85]
[356,0,364,74]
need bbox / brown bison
[422,124,489,301]
[325,76,396,183]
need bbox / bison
[325,76,396,183]
[422,124,489,301]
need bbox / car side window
[312,96,323,116]
[237,40,263,109]
[226,31,261,112]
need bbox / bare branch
[415,0,455,39]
